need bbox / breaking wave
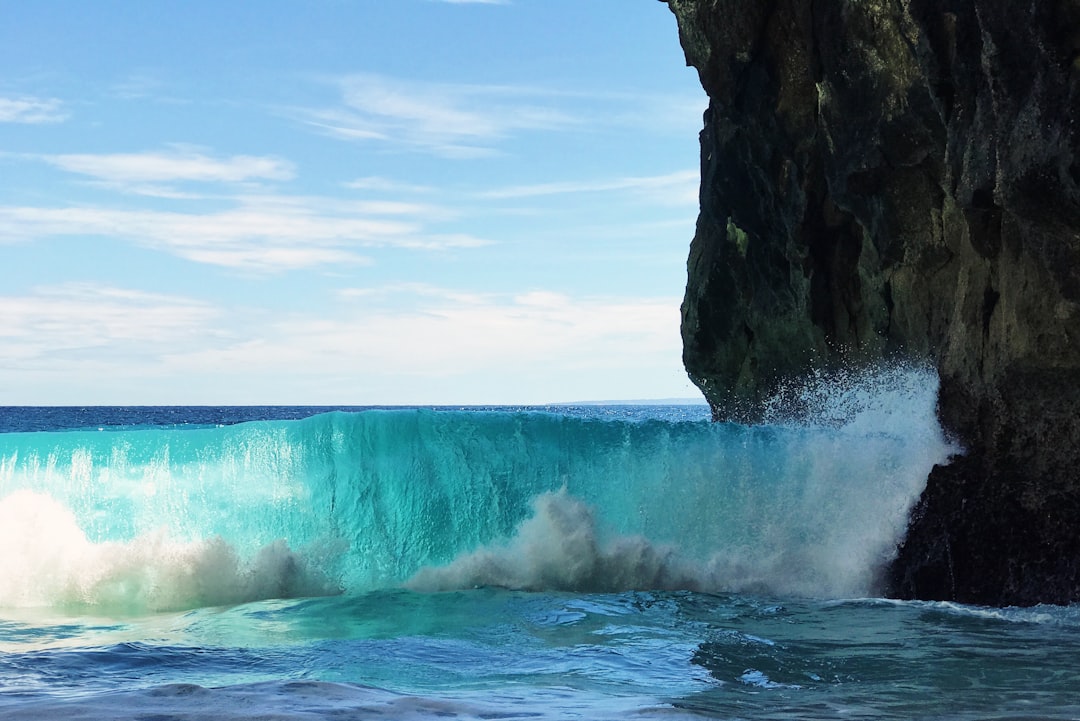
[0,364,954,612]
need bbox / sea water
[0,366,1078,720]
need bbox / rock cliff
[662,0,1080,605]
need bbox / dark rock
[662,0,1080,605]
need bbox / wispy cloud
[0,283,217,367]
[322,284,680,372]
[0,96,67,124]
[293,73,704,160]
[4,146,489,272]
[0,197,487,273]
[159,285,684,403]
[296,74,577,158]
[482,169,699,205]
[344,176,437,194]
[42,148,294,185]
[0,283,688,404]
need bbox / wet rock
[662,0,1080,604]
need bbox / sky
[0,0,707,405]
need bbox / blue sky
[0,1,706,405]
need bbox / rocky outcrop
[662,0,1080,605]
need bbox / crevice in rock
[981,284,1000,339]
[805,188,865,352]
[965,185,1003,259]
[882,279,895,338]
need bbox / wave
[0,364,954,611]
[406,489,699,593]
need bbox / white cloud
[42,148,294,185]
[0,282,692,404]
[0,284,217,367]
[297,74,577,157]
[0,197,487,273]
[0,96,67,124]
[344,176,436,194]
[293,75,704,161]
[279,286,680,374]
[158,286,686,403]
[482,169,699,205]
[2,146,493,272]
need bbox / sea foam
[0,490,338,613]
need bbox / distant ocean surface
[1,367,1079,720]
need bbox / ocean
[1,366,1078,720]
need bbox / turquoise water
[0,368,1076,719]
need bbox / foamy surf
[0,489,338,613]
[406,489,698,593]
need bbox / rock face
[662,0,1080,605]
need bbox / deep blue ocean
[1,367,1078,720]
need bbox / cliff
[662,0,1080,605]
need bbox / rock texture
[662,0,1080,605]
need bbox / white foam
[760,362,943,433]
[407,490,698,593]
[409,364,958,599]
[739,669,802,689]
[407,488,892,597]
[0,490,339,613]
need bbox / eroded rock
[662,0,1080,605]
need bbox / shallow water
[2,591,1079,720]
